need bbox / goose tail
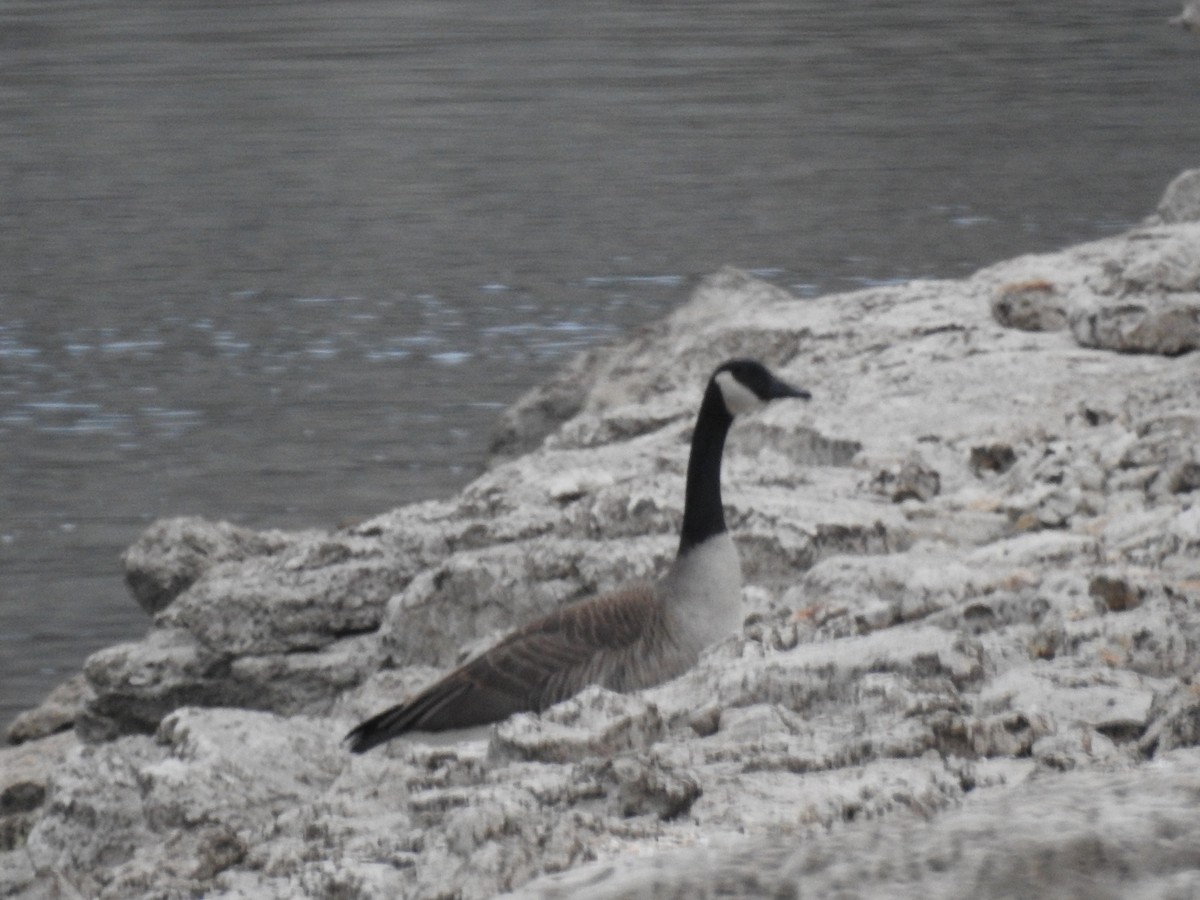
[344,679,471,753]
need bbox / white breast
[661,532,744,654]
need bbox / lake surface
[1,0,1196,730]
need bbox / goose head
[712,358,811,418]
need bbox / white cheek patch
[715,371,764,416]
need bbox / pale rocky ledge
[3,169,1200,899]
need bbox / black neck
[678,380,733,555]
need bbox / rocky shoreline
[3,170,1199,899]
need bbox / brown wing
[345,584,662,753]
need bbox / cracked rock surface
[3,172,1200,899]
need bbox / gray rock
[1070,299,1200,356]
[968,442,1017,476]
[121,516,301,615]
[1140,683,1200,754]
[872,452,942,503]
[990,278,1068,331]
[1065,225,1200,355]
[78,628,383,741]
[488,346,606,461]
[489,687,667,765]
[1149,168,1200,223]
[1117,230,1200,292]
[512,750,1200,899]
[9,170,1200,899]
[16,710,343,900]
[155,535,416,656]
[0,732,76,853]
[5,674,90,745]
[78,628,230,740]
[1088,571,1147,612]
[1170,2,1200,34]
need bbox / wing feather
[345,584,663,753]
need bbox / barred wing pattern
[346,584,669,753]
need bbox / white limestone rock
[511,749,1200,899]
[1148,166,1200,222]
[489,687,668,765]
[0,732,76,854]
[4,674,90,745]
[155,534,420,656]
[120,516,307,615]
[8,170,1200,900]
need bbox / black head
[711,358,810,416]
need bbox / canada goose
[346,358,809,753]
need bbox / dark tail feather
[344,680,470,753]
[344,705,411,754]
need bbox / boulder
[1150,166,1200,222]
[121,516,304,615]
[990,279,1068,331]
[1071,298,1200,356]
[5,674,90,745]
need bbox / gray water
[1,0,1196,732]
